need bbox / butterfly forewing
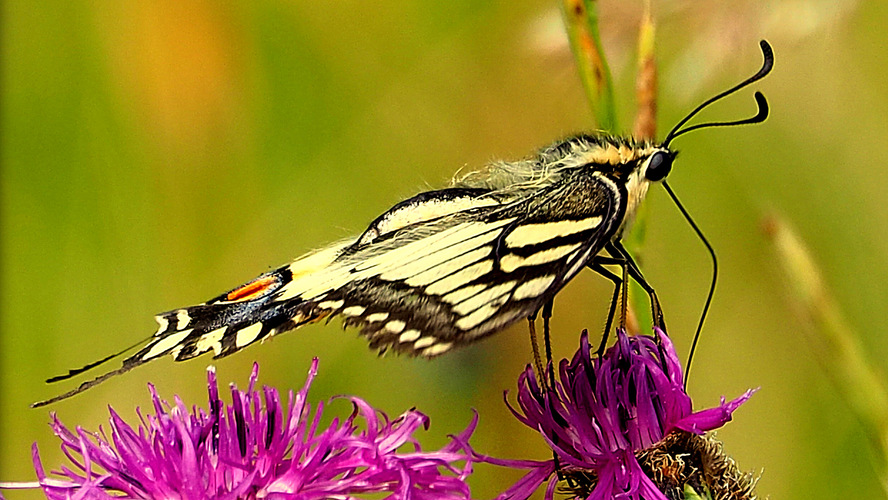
[36,136,650,407]
[129,153,623,368]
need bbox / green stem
[626,7,657,334]
[561,0,617,132]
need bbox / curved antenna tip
[753,91,769,122]
[758,40,775,76]
[663,40,774,145]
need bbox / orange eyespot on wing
[226,275,280,302]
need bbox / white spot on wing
[170,346,184,360]
[500,243,582,273]
[365,312,389,323]
[176,309,191,329]
[564,247,594,282]
[342,306,366,317]
[399,329,421,343]
[512,275,556,300]
[413,337,436,349]
[384,320,406,334]
[423,342,453,356]
[286,312,308,330]
[195,326,227,356]
[484,308,525,334]
[154,315,169,336]
[235,323,264,348]
[318,299,344,310]
[142,329,194,360]
[505,217,602,248]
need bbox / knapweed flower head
[477,328,755,500]
[30,360,476,500]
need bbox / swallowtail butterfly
[34,41,773,407]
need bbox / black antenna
[659,40,774,386]
[661,181,716,388]
[663,40,774,146]
[667,92,768,144]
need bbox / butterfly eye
[644,151,673,182]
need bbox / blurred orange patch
[227,275,278,301]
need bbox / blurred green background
[3,0,886,498]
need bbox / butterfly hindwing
[35,136,630,407]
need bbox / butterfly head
[641,148,675,183]
[617,144,675,231]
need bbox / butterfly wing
[322,176,620,356]
[245,166,619,357]
[35,168,621,406]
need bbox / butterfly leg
[587,258,625,356]
[541,298,556,389]
[527,298,557,390]
[536,298,565,479]
[526,311,547,387]
[606,241,666,331]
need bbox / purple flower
[30,360,476,500]
[474,328,755,500]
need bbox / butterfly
[34,40,773,407]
